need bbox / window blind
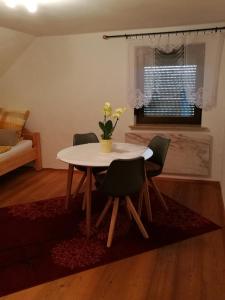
[134,43,204,124]
[143,65,197,117]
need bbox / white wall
[0,27,225,181]
[202,44,225,182]
[221,139,225,203]
[217,49,225,205]
[0,33,131,168]
[0,27,34,77]
[220,86,225,203]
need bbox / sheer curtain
[128,32,224,110]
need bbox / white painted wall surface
[0,27,34,77]
[0,33,131,168]
[221,139,225,206]
[0,28,224,183]
[220,53,225,204]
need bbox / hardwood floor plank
[0,167,224,300]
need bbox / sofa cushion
[0,110,29,137]
[0,128,19,146]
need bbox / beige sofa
[0,108,42,176]
[0,128,42,176]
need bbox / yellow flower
[103,102,112,116]
[100,102,126,139]
[113,107,127,118]
[115,108,123,114]
[104,109,112,117]
[103,102,111,110]
[112,112,120,119]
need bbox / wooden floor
[0,167,225,300]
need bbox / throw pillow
[0,110,29,137]
[0,128,19,146]
[0,146,11,154]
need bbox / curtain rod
[103,26,225,40]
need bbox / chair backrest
[148,136,171,168]
[73,132,99,146]
[100,157,145,197]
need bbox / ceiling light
[5,0,18,8]
[24,0,38,13]
[4,0,38,13]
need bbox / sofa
[0,108,42,176]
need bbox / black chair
[139,136,171,218]
[95,157,149,248]
[72,133,107,209]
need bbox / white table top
[57,142,153,167]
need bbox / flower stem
[112,118,119,132]
[104,113,106,139]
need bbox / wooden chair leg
[126,196,149,239]
[125,200,132,220]
[138,183,145,216]
[107,197,119,248]
[150,178,168,210]
[72,172,86,199]
[81,176,88,210]
[96,197,113,228]
[65,164,74,209]
[82,191,86,211]
[144,182,153,222]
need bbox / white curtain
[128,32,225,110]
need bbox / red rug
[0,191,221,297]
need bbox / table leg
[65,164,74,209]
[85,166,92,238]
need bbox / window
[134,44,204,125]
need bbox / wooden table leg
[144,168,152,222]
[85,167,92,238]
[65,164,74,209]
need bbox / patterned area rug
[0,191,221,297]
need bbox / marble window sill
[129,124,209,132]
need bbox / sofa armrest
[22,129,40,147]
[22,128,42,170]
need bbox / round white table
[57,142,153,237]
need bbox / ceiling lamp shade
[4,0,38,13]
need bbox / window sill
[129,124,209,132]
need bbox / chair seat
[75,165,107,175]
[145,161,162,177]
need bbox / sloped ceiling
[0,0,224,36]
[0,0,224,78]
[0,27,34,78]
